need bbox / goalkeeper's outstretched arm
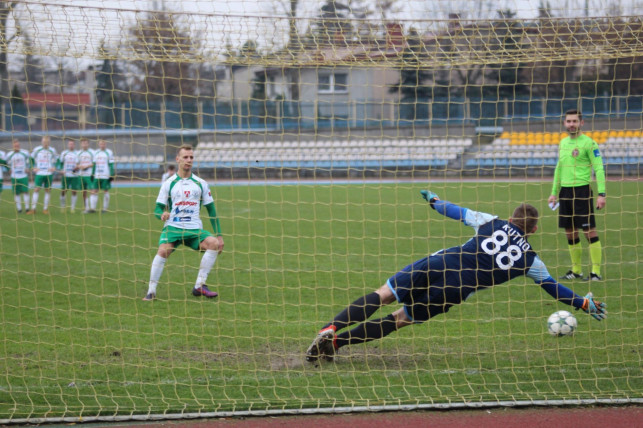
[538,278,607,321]
[420,190,467,222]
[527,255,607,321]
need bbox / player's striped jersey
[77,149,94,177]
[427,208,545,304]
[93,148,114,179]
[156,173,214,230]
[31,145,58,176]
[5,149,31,179]
[58,149,79,177]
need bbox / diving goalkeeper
[306,191,607,363]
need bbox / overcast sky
[8,0,642,69]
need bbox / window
[318,73,348,94]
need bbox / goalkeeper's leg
[321,284,395,332]
[307,285,396,362]
[335,307,413,348]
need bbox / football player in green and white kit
[5,139,32,213]
[57,139,81,212]
[77,138,95,213]
[143,145,224,301]
[89,139,114,213]
[28,135,58,215]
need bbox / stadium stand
[113,130,640,173]
[171,138,472,169]
[465,130,643,168]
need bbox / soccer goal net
[0,0,641,423]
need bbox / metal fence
[2,95,641,132]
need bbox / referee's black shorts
[558,185,596,230]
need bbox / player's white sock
[71,194,78,210]
[15,195,21,211]
[60,194,66,208]
[43,192,50,210]
[90,194,98,210]
[103,193,110,210]
[195,250,218,288]
[23,193,29,209]
[31,192,39,210]
[147,255,167,294]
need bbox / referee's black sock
[335,313,398,348]
[323,292,382,332]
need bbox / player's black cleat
[560,270,583,280]
[584,272,602,281]
[306,327,336,363]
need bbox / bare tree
[126,9,199,104]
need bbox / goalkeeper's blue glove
[420,190,439,204]
[578,292,607,321]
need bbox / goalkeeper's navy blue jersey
[428,218,537,298]
[388,202,554,322]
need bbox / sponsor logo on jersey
[593,148,601,157]
[175,201,197,206]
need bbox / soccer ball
[547,310,578,336]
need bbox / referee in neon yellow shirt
[548,109,606,281]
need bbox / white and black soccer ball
[547,310,578,337]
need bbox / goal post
[0,1,641,423]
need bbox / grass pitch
[0,179,640,419]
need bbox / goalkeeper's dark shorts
[387,256,475,323]
[558,185,596,230]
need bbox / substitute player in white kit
[58,139,81,212]
[90,139,115,213]
[143,145,224,301]
[5,139,32,213]
[28,135,58,214]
